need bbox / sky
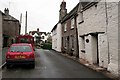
[0,0,79,34]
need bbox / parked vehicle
[16,34,35,50]
[6,43,35,68]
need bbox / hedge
[41,43,52,50]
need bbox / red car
[6,43,35,68]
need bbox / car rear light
[6,55,10,59]
[29,53,34,58]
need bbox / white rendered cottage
[77,1,120,77]
[51,22,62,52]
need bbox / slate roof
[61,3,80,23]
[51,1,98,31]
[51,23,58,32]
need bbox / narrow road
[2,49,112,79]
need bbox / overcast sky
[0,0,79,34]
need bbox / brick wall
[62,18,79,56]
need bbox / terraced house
[77,0,120,77]
[51,1,66,52]
[52,1,80,57]
[61,2,79,57]
[51,0,120,77]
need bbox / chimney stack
[59,0,67,20]
[4,8,9,15]
[37,28,39,32]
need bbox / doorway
[91,34,99,64]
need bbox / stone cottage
[2,8,21,47]
[77,0,120,77]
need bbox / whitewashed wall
[77,1,107,64]
[52,23,62,52]
[52,29,57,50]
[56,23,62,52]
[41,33,47,42]
[107,2,119,76]
[77,1,119,76]
[78,2,106,36]
[98,34,108,68]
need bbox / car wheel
[30,63,35,69]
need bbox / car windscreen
[10,45,32,52]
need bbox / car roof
[11,43,32,46]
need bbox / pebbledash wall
[77,1,119,77]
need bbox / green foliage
[41,43,52,50]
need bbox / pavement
[0,47,8,69]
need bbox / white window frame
[71,18,75,29]
[64,23,67,31]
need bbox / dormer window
[71,18,75,29]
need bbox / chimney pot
[37,28,39,32]
[4,8,9,15]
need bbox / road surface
[2,49,112,79]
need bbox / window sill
[71,48,74,51]
[70,28,74,30]
[81,49,85,53]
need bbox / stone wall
[77,1,119,76]
[98,34,108,68]
[0,12,2,67]
[107,2,119,76]
[79,2,106,36]
[77,1,107,64]
[118,1,120,78]
[3,20,20,37]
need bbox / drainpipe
[75,15,79,58]
[105,0,110,64]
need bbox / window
[64,23,67,31]
[42,36,44,39]
[71,18,75,29]
[64,37,67,48]
[81,36,85,49]
[20,38,29,43]
[10,45,32,52]
[71,35,74,49]
[80,36,85,53]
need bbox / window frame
[71,18,75,29]
[64,23,67,32]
